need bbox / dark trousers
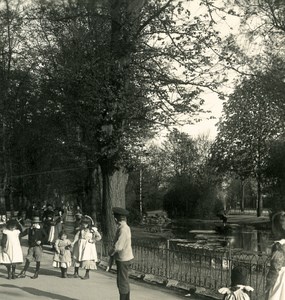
[116,260,131,295]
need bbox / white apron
[0,229,23,264]
[268,267,285,300]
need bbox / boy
[18,216,47,279]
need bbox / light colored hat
[81,215,94,225]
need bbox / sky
[179,92,224,140]
[159,0,242,142]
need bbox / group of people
[0,206,134,300]
[5,205,285,300]
[17,202,67,249]
[0,214,102,280]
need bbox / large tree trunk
[90,165,103,225]
[98,0,132,242]
[101,163,129,241]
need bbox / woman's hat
[272,211,285,239]
[32,216,42,223]
[81,215,94,225]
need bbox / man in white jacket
[109,207,134,300]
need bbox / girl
[265,211,285,300]
[53,231,72,278]
[72,215,101,279]
[0,219,23,279]
[218,266,254,300]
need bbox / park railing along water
[97,239,270,300]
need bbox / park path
[0,212,206,300]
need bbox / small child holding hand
[52,231,72,278]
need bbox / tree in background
[210,69,284,216]
[149,130,219,218]
[264,137,285,214]
[20,0,227,239]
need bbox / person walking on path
[0,219,24,279]
[47,208,63,250]
[72,215,101,280]
[109,207,134,300]
[17,216,47,279]
[52,231,72,278]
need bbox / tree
[156,130,218,218]
[20,0,228,239]
[162,129,199,178]
[210,70,285,216]
[264,136,285,213]
[0,0,33,213]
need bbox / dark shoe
[73,273,79,278]
[81,273,89,280]
[17,272,26,278]
[7,273,12,280]
[31,272,39,279]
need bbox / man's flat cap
[112,207,129,216]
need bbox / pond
[169,220,274,254]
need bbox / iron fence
[97,239,270,300]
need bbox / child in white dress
[0,219,23,279]
[266,211,285,300]
[72,215,101,279]
[52,231,72,278]
[218,266,254,300]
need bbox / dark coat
[21,227,47,247]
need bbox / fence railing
[97,239,270,300]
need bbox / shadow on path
[0,284,79,300]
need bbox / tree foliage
[0,0,233,238]
[210,69,285,215]
[264,136,285,212]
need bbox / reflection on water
[170,222,273,254]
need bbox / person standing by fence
[218,265,253,300]
[265,211,285,300]
[109,207,134,300]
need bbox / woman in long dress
[72,215,101,279]
[0,219,23,279]
[266,211,285,300]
